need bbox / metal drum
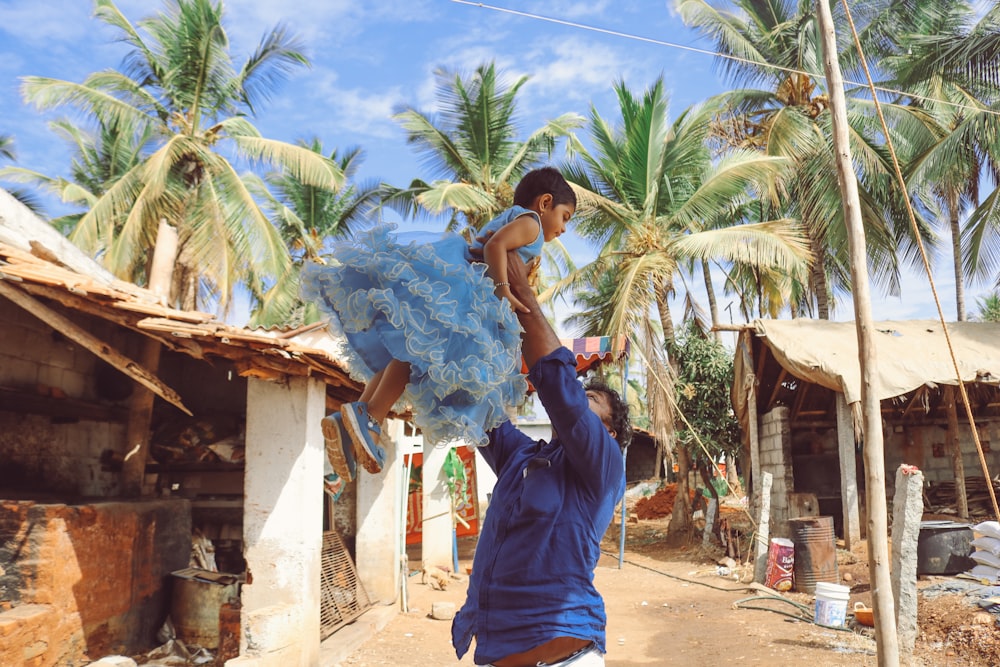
[917,521,974,575]
[788,515,839,593]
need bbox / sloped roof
[0,190,361,404]
[733,318,1000,424]
[0,188,116,281]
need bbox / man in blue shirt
[452,251,631,667]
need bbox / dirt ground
[336,499,1000,667]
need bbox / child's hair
[513,167,576,209]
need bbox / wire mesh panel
[320,530,373,639]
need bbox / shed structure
[733,318,1000,548]
[0,189,402,666]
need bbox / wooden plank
[0,279,191,415]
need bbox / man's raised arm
[506,251,561,368]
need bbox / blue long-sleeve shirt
[451,347,625,664]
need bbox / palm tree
[387,61,583,236]
[0,135,15,161]
[676,0,927,319]
[561,78,810,535]
[0,134,45,215]
[869,1,1000,320]
[19,0,342,311]
[246,140,380,326]
[0,119,151,235]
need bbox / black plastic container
[916,520,974,575]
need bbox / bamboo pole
[815,2,899,664]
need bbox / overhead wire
[454,0,1000,522]
[449,0,1000,119]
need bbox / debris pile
[634,484,696,520]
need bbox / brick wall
[0,499,191,665]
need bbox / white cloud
[0,1,95,46]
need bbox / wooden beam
[0,386,128,422]
[791,380,812,421]
[0,279,190,415]
[901,385,928,418]
[765,367,788,413]
[944,385,969,519]
[17,282,204,357]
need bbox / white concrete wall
[420,443,453,570]
[235,376,325,667]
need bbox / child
[301,167,576,480]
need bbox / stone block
[430,602,456,620]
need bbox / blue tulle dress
[300,206,543,447]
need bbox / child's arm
[482,213,541,313]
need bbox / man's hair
[584,379,632,450]
[513,167,576,209]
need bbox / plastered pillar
[234,376,325,667]
[356,424,402,604]
[421,442,454,570]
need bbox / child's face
[539,200,574,242]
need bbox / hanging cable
[450,0,1000,119]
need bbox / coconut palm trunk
[702,259,722,342]
[947,190,967,321]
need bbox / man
[452,251,631,667]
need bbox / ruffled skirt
[300,224,527,447]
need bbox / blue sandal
[342,402,386,474]
[321,412,356,482]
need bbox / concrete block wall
[885,421,1000,489]
[0,300,131,497]
[760,407,794,537]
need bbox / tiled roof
[0,242,361,401]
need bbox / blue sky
[0,0,990,329]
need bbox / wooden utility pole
[943,385,969,519]
[815,2,900,664]
[121,219,177,496]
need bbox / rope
[839,0,999,522]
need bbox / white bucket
[814,581,850,627]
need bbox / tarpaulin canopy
[733,319,1000,427]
